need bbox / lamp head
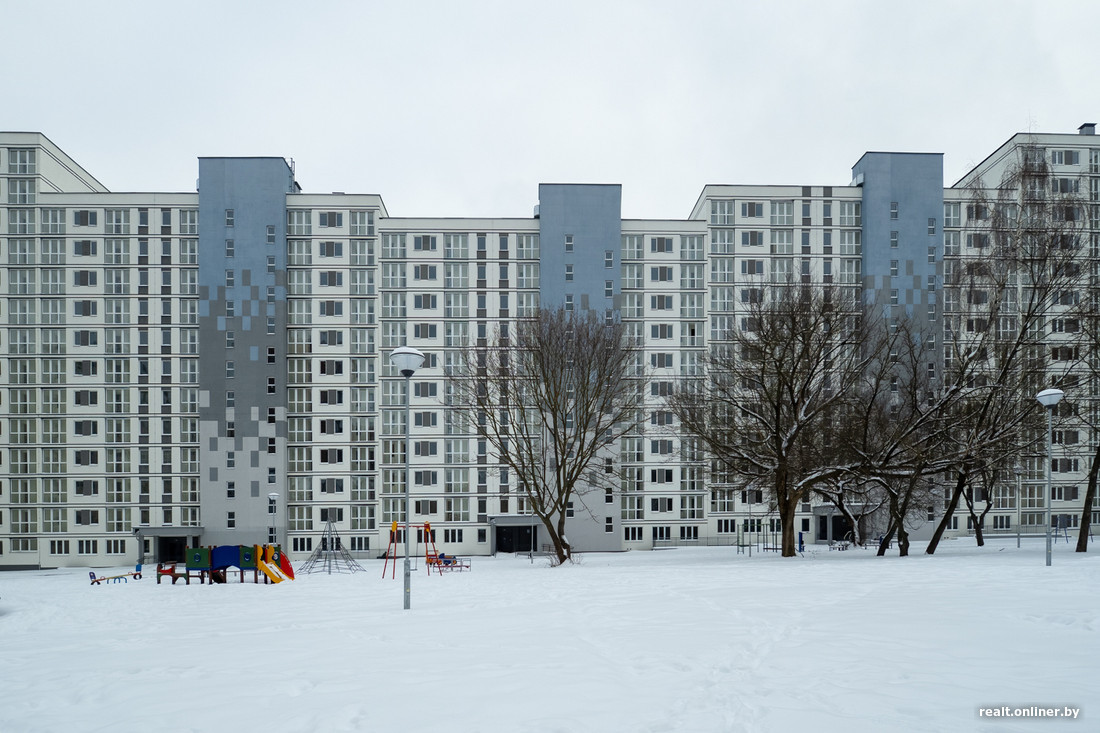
[1035,388,1065,409]
[390,345,426,378]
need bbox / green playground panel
[186,547,211,569]
[239,545,257,569]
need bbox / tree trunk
[878,489,902,556]
[877,523,897,557]
[836,501,860,546]
[897,523,910,556]
[976,499,995,548]
[539,512,570,566]
[1077,447,1100,552]
[926,471,967,555]
[779,494,799,557]
[961,491,985,548]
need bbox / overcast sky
[8,0,1100,220]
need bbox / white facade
[2,128,1098,569]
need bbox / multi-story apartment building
[2,126,1098,569]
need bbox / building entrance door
[496,525,535,553]
[157,537,187,563]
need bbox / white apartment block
[1,127,1098,569]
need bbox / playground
[155,544,296,585]
[0,539,1096,733]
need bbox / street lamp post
[1013,465,1023,549]
[1035,388,1064,567]
[390,346,425,610]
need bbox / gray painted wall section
[197,157,293,548]
[537,184,622,312]
[537,184,622,551]
[852,152,944,323]
[851,152,944,540]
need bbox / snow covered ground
[0,537,1097,733]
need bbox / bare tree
[811,478,888,547]
[670,284,889,557]
[445,308,642,566]
[840,317,954,556]
[1070,279,1100,552]
[926,147,1086,554]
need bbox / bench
[426,552,471,572]
[829,541,850,551]
[156,562,190,584]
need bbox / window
[319,240,343,258]
[966,204,988,221]
[966,233,989,249]
[179,210,197,234]
[838,201,861,226]
[741,202,763,218]
[651,266,673,282]
[651,237,673,253]
[413,235,437,251]
[9,148,36,173]
[890,202,899,219]
[1051,150,1080,166]
[944,202,961,227]
[319,212,343,228]
[770,201,793,226]
[350,210,374,236]
[710,200,735,225]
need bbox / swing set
[382,521,471,577]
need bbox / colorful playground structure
[157,544,295,585]
[89,564,143,585]
[383,522,471,578]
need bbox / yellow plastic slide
[255,544,289,583]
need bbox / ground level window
[292,537,313,553]
[105,539,126,554]
[680,526,698,541]
[349,536,369,552]
[50,540,70,555]
[623,526,643,541]
[78,540,98,555]
[652,526,671,542]
[443,528,463,543]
